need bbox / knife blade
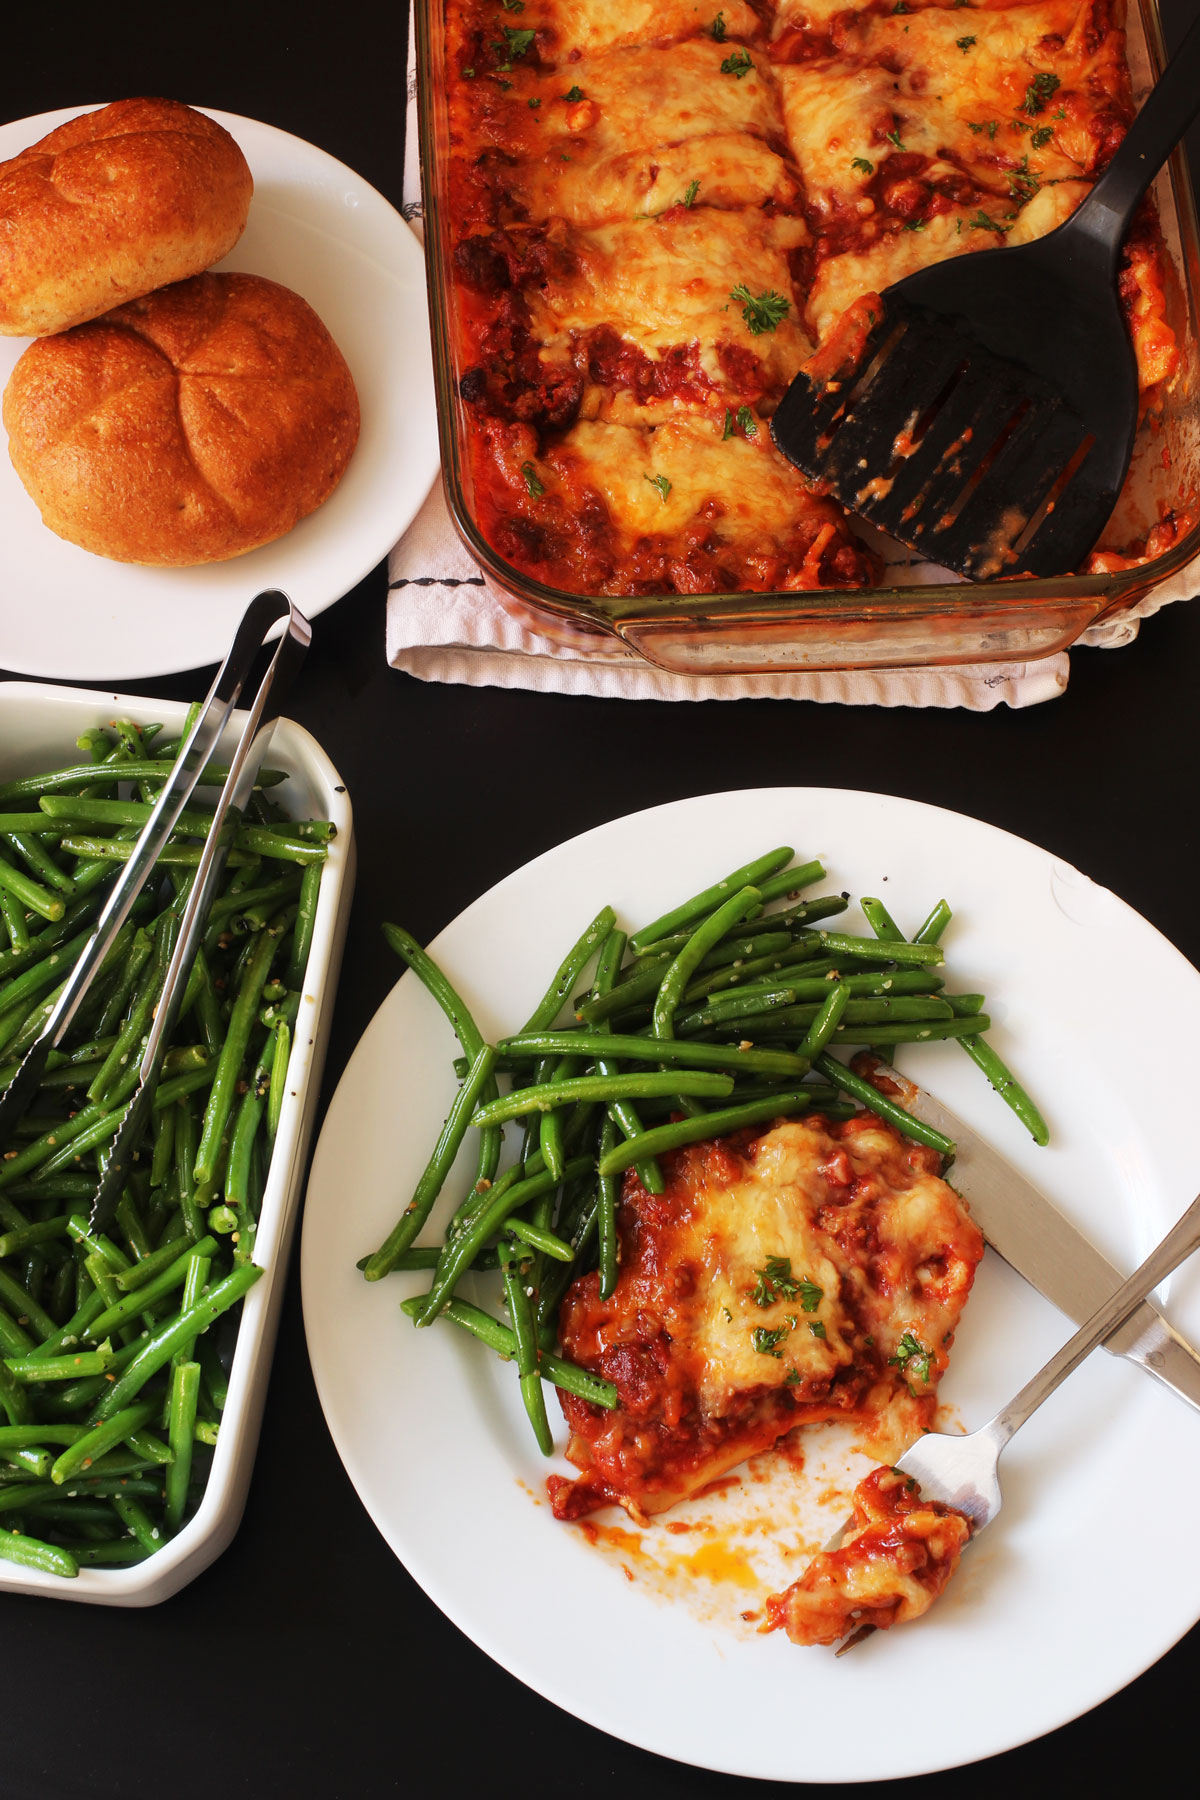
[894,1069,1200,1415]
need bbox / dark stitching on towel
[389,576,486,588]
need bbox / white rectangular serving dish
[0,681,355,1604]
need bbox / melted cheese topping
[532,0,762,56]
[527,210,812,390]
[552,1115,984,1519]
[548,419,840,545]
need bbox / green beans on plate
[366,842,1046,1457]
[0,719,331,1576]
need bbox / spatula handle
[1068,9,1200,263]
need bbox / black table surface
[2,4,1199,1794]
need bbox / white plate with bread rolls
[0,102,439,680]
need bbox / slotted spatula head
[771,234,1137,581]
[771,10,1200,581]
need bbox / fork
[834,1179,1200,1653]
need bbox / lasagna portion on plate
[548,1113,985,1522]
[443,0,1178,596]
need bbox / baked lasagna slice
[549,1113,984,1522]
[764,1465,973,1645]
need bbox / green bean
[914,900,953,946]
[413,1157,592,1325]
[265,1021,291,1147]
[286,861,323,991]
[0,1532,78,1577]
[363,1044,498,1281]
[860,897,902,940]
[5,1349,117,1382]
[652,887,761,1041]
[815,931,944,966]
[628,847,794,953]
[957,1037,1050,1145]
[830,1016,989,1045]
[173,1252,213,1366]
[497,1236,552,1455]
[165,1361,200,1532]
[2,829,75,895]
[596,1088,818,1176]
[751,859,826,904]
[471,1071,734,1130]
[587,927,663,1195]
[382,923,503,1200]
[83,1239,217,1342]
[814,1053,955,1154]
[109,1493,164,1553]
[194,919,283,1183]
[399,1294,617,1409]
[0,1265,59,1341]
[799,982,851,1059]
[0,1359,33,1425]
[0,887,31,954]
[0,760,286,804]
[574,953,671,1026]
[0,857,64,923]
[945,993,986,1016]
[94,1264,262,1420]
[597,1115,620,1300]
[497,1032,810,1080]
[521,906,616,1031]
[538,1054,578,1182]
[0,1216,73,1261]
[504,1218,574,1263]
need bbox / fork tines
[772,296,1102,581]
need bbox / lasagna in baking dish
[443,0,1177,596]
[548,1113,984,1521]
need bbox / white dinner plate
[301,790,1200,1783]
[0,105,439,681]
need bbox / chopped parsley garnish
[967,210,1008,233]
[889,1330,934,1386]
[1052,105,1067,120]
[723,1305,733,1322]
[1022,71,1060,116]
[463,66,476,77]
[711,10,727,40]
[1030,124,1054,148]
[902,217,926,231]
[809,1320,827,1339]
[520,461,545,496]
[528,97,541,108]
[722,407,736,440]
[885,126,905,149]
[851,155,874,174]
[784,1366,802,1386]
[730,283,790,334]
[1009,155,1040,201]
[495,24,535,66]
[721,48,754,77]
[752,1324,791,1359]
[752,1256,800,1306]
[736,404,757,439]
[644,473,672,501]
[752,1255,819,1310]
[956,34,976,50]
[563,84,584,101]
[500,0,525,10]
[683,178,701,207]
[892,2,911,12]
[967,118,1000,139]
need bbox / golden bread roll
[0,98,253,337]
[3,272,361,564]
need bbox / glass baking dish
[415,0,1200,675]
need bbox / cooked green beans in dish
[0,720,332,1577]
[366,845,1046,1455]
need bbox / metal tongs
[0,590,310,1229]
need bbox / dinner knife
[892,1070,1200,1414]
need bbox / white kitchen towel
[390,23,1197,706]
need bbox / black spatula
[771,13,1200,582]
